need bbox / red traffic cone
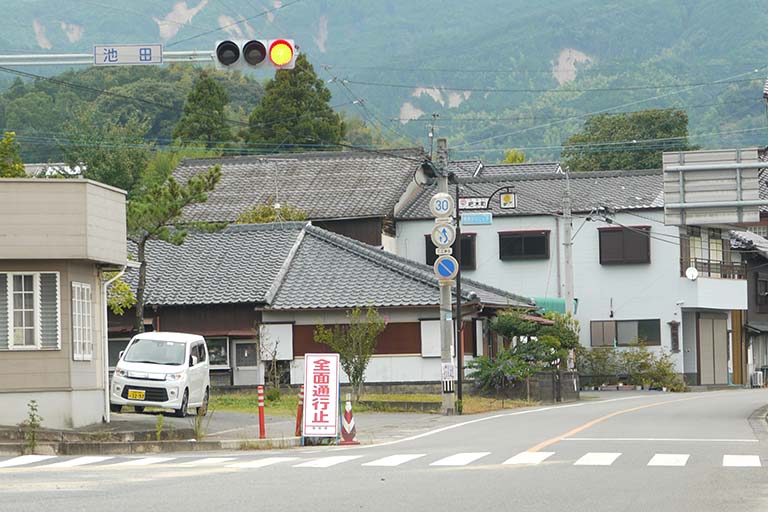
[339,393,359,445]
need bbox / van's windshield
[123,339,187,366]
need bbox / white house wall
[290,355,473,385]
[263,308,474,384]
[396,210,745,374]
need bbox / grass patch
[460,396,537,414]
[210,392,300,417]
[360,393,441,403]
[210,391,538,416]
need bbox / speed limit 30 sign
[429,193,454,218]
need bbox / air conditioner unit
[751,371,764,388]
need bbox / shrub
[265,387,281,402]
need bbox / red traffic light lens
[269,39,294,67]
[243,40,267,65]
[216,40,240,66]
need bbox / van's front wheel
[174,390,189,418]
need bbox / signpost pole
[436,139,456,415]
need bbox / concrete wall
[0,260,107,428]
[0,179,126,265]
[396,210,746,374]
[0,389,103,429]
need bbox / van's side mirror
[191,355,199,367]
[118,350,125,360]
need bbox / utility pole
[454,179,464,411]
[562,171,576,371]
[562,171,574,315]
[436,138,456,415]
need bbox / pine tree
[173,71,232,148]
[248,54,344,150]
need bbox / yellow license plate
[127,390,146,400]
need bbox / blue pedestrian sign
[434,255,459,280]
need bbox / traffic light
[214,39,296,70]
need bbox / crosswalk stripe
[503,451,555,465]
[45,456,114,468]
[430,452,491,467]
[0,455,57,468]
[362,454,426,467]
[294,456,363,468]
[574,452,622,466]
[113,457,176,467]
[723,455,761,467]
[647,454,689,467]
[180,457,237,467]
[228,457,298,469]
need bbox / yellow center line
[527,394,710,453]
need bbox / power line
[389,99,763,123]
[451,67,767,150]
[345,77,760,94]
[325,63,767,75]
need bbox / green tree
[173,72,232,147]
[248,54,345,150]
[128,164,221,332]
[562,109,694,172]
[538,312,581,351]
[343,114,409,148]
[314,307,386,401]
[106,272,136,315]
[236,199,308,224]
[0,131,25,177]
[501,149,525,164]
[62,109,151,196]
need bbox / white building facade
[395,169,747,386]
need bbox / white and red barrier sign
[302,353,340,438]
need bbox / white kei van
[110,332,210,417]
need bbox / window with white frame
[71,282,93,361]
[0,272,60,350]
[12,274,36,347]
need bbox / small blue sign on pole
[461,212,493,226]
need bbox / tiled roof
[446,159,483,178]
[174,148,425,223]
[446,160,561,179]
[269,225,532,310]
[730,230,768,259]
[125,222,533,310]
[125,223,305,306]
[479,162,562,177]
[397,169,664,219]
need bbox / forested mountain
[3,0,768,162]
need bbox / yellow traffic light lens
[269,39,294,67]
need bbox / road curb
[0,436,302,456]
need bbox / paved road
[2,390,768,512]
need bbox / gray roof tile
[124,222,532,310]
[175,148,425,223]
[269,225,532,310]
[125,223,305,306]
[398,169,664,219]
